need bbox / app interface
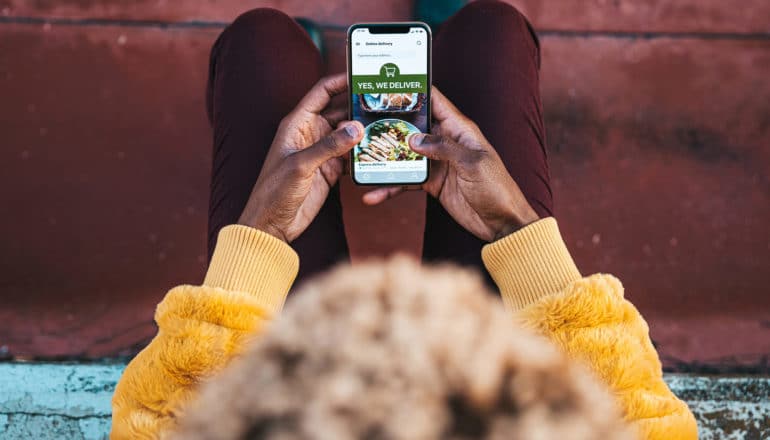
[350,26,429,184]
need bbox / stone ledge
[0,363,121,439]
[0,363,767,439]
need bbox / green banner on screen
[352,63,427,94]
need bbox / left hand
[238,74,364,243]
[362,87,538,242]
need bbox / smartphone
[347,22,431,186]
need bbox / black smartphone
[347,22,432,186]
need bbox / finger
[328,92,348,112]
[320,108,348,128]
[422,157,448,198]
[296,73,348,114]
[430,86,467,123]
[409,133,467,163]
[362,186,407,205]
[297,121,364,169]
[319,157,344,187]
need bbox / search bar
[356,50,416,59]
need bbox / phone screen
[349,24,430,185]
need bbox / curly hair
[173,256,631,440]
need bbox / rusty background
[0,0,768,371]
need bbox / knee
[211,7,319,66]
[447,0,540,63]
[452,1,536,41]
[455,0,527,23]
[230,7,295,30]
[220,8,301,44]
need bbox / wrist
[254,223,288,243]
[238,212,288,243]
[493,205,540,241]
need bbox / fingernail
[411,133,425,146]
[344,123,360,138]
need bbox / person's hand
[363,87,539,242]
[239,74,364,243]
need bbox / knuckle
[278,113,295,130]
[320,133,341,155]
[460,116,478,131]
[439,135,459,149]
[425,134,444,146]
[465,149,488,165]
[328,132,342,150]
[311,77,325,90]
[317,75,335,92]
[285,155,307,177]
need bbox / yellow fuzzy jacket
[111,218,698,439]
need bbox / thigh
[207,8,349,281]
[424,0,553,274]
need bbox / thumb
[300,121,364,169]
[409,133,464,162]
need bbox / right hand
[238,74,364,243]
[362,87,539,242]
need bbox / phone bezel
[346,22,432,186]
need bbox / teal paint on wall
[0,363,768,439]
[0,363,124,440]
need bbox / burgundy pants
[207,0,553,282]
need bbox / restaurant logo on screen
[352,63,427,94]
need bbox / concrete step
[0,363,767,439]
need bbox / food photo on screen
[352,91,428,166]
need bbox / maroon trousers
[207,0,553,282]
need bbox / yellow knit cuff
[204,225,299,314]
[482,218,581,312]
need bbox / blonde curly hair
[174,256,631,440]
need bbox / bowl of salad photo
[355,119,425,163]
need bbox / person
[111,2,698,439]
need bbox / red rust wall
[0,0,768,370]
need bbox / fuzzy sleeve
[110,225,299,439]
[483,218,698,439]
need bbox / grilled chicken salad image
[355,119,425,163]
